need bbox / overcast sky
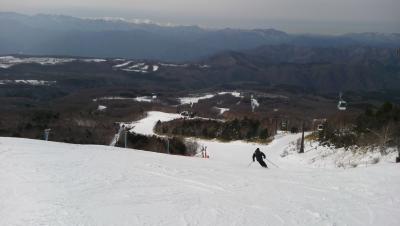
[1,0,399,34]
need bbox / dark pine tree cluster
[318,102,400,149]
[155,118,270,142]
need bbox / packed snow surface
[1,111,399,226]
[129,111,183,135]
[282,140,398,169]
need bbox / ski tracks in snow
[1,121,400,226]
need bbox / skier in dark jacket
[253,148,267,168]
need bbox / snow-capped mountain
[1,12,399,61]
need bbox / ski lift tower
[165,137,170,154]
[124,128,128,148]
[397,137,400,163]
[299,122,305,153]
[44,128,51,141]
[273,108,279,135]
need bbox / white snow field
[178,94,216,105]
[1,112,400,226]
[178,91,243,105]
[129,111,183,136]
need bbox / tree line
[116,132,198,156]
[318,102,400,150]
[154,118,270,142]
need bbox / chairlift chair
[337,93,347,111]
[337,100,347,111]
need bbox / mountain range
[1,45,399,96]
[1,12,399,61]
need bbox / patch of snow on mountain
[0,56,16,68]
[0,56,75,68]
[134,96,156,103]
[86,17,177,27]
[93,96,134,101]
[160,63,188,67]
[199,64,211,68]
[0,80,56,86]
[218,91,243,98]
[93,96,157,103]
[179,91,244,105]
[113,61,132,68]
[152,65,159,71]
[179,94,216,105]
[129,63,145,68]
[123,69,147,73]
[97,105,107,111]
[214,107,230,114]
[119,63,151,73]
[81,59,107,63]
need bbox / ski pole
[247,161,254,167]
[265,158,279,168]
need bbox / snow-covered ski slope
[1,112,400,226]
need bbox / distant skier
[252,148,267,168]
